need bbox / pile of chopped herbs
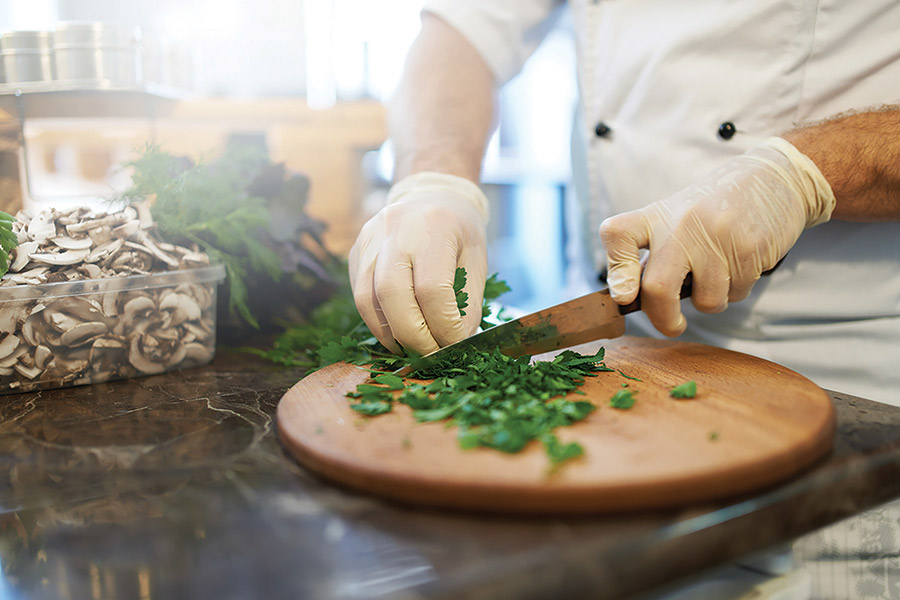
[353,346,614,468]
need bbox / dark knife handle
[616,260,783,316]
[616,275,694,316]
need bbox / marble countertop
[1,347,899,600]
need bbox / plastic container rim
[0,263,226,304]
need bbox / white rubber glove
[349,172,489,355]
[599,137,836,337]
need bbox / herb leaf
[0,210,18,277]
[609,388,636,409]
[669,381,697,399]
[453,267,469,316]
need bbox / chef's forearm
[783,107,900,221]
[389,13,497,183]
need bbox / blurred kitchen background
[0,0,577,312]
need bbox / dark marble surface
[1,347,899,600]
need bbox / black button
[594,121,612,138]
[597,267,608,283]
[717,121,736,140]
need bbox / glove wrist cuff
[759,137,836,228]
[387,172,490,224]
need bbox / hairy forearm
[782,107,900,221]
[389,13,497,183]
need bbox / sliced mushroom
[65,212,130,235]
[128,333,166,374]
[159,292,202,327]
[26,211,56,243]
[117,296,155,330]
[164,341,187,368]
[60,322,109,347]
[14,362,43,380]
[53,236,93,251]
[89,337,127,375]
[101,291,119,318]
[88,225,114,246]
[0,333,21,360]
[78,263,103,279]
[0,345,27,368]
[9,241,40,272]
[86,239,124,264]
[34,345,53,370]
[112,220,140,239]
[28,249,91,266]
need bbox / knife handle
[616,275,693,316]
[615,261,782,316]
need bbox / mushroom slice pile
[1,201,210,287]
[0,202,220,394]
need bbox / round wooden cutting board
[277,336,835,514]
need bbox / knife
[393,275,695,377]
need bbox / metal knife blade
[394,276,693,377]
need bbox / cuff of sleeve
[762,136,837,228]
[387,171,491,224]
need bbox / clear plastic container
[0,263,225,394]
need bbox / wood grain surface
[277,336,835,514]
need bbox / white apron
[427,0,900,405]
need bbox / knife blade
[393,275,694,377]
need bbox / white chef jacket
[424,0,900,406]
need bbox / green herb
[481,273,511,329]
[120,144,339,336]
[453,267,469,316]
[254,269,609,468]
[348,345,610,467]
[616,369,642,382]
[709,430,720,441]
[609,388,636,409]
[0,211,18,278]
[249,268,511,371]
[542,433,585,470]
[669,380,697,399]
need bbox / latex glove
[349,171,489,355]
[599,137,836,337]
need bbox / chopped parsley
[350,345,613,468]
[669,381,697,399]
[609,388,636,409]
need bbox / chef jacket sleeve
[422,0,565,85]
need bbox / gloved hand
[599,137,836,337]
[349,171,489,355]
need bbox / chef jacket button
[717,121,737,140]
[594,121,612,138]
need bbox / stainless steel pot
[52,22,141,85]
[0,30,55,84]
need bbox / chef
[348,1,900,597]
